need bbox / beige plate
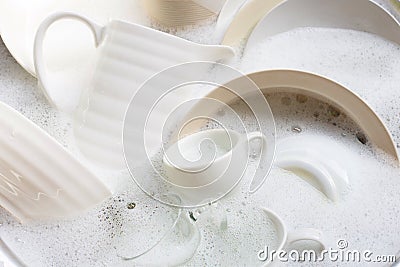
[221,0,400,47]
[246,0,400,49]
[184,69,399,161]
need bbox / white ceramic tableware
[246,0,400,50]
[260,208,327,266]
[0,238,26,267]
[0,101,110,222]
[34,12,235,168]
[163,129,267,205]
[221,0,285,46]
[215,0,248,36]
[275,135,352,202]
[190,70,399,160]
[221,0,400,48]
[0,0,146,77]
[122,62,275,209]
[142,0,226,27]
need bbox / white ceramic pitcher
[34,12,235,169]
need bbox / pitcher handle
[33,12,104,111]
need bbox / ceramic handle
[275,155,338,201]
[275,143,347,202]
[246,131,269,192]
[33,12,104,111]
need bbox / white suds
[0,2,400,266]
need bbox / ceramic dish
[0,239,25,267]
[34,12,235,168]
[275,135,352,202]
[122,62,276,208]
[215,0,248,35]
[142,0,226,27]
[0,101,110,223]
[162,129,268,206]
[221,0,284,46]
[246,0,400,49]
[182,69,399,160]
[221,0,400,47]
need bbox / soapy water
[150,11,222,45]
[0,11,400,267]
[187,92,400,266]
[241,27,400,150]
[3,86,390,266]
[0,177,199,266]
[123,62,276,207]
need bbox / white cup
[163,129,268,205]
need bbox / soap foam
[151,15,223,45]
[0,8,400,267]
[241,27,400,149]
[187,91,400,266]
